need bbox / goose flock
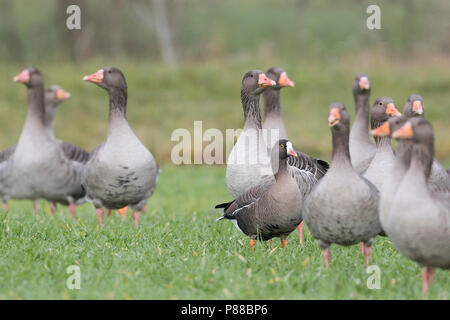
[0,66,448,294]
[216,69,449,293]
[0,67,159,227]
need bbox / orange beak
[83,69,104,84]
[412,100,423,115]
[392,122,413,139]
[56,88,71,101]
[371,121,391,137]
[328,108,341,126]
[286,141,297,157]
[359,77,370,90]
[13,70,30,83]
[258,73,276,88]
[386,103,401,117]
[278,72,295,87]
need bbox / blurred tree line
[0,0,450,64]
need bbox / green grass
[0,165,448,299]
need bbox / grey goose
[0,85,89,213]
[0,68,85,212]
[82,67,159,227]
[217,139,302,248]
[262,67,329,245]
[388,117,449,293]
[226,70,276,199]
[403,94,450,188]
[303,103,381,268]
[363,97,401,191]
[349,74,376,173]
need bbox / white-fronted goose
[303,103,381,268]
[388,118,449,293]
[226,70,276,198]
[363,97,401,191]
[403,94,450,188]
[0,68,85,212]
[262,67,329,245]
[217,140,302,248]
[349,74,375,173]
[82,67,159,227]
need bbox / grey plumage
[349,74,376,173]
[303,103,381,267]
[82,67,158,221]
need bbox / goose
[82,67,159,227]
[403,94,450,188]
[0,86,89,213]
[349,74,375,173]
[0,68,85,213]
[262,67,294,149]
[225,70,276,198]
[363,97,401,191]
[217,139,302,248]
[262,67,329,245]
[303,103,381,268]
[371,116,410,237]
[388,117,449,293]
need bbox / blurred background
[0,0,449,166]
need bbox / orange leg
[133,211,140,227]
[360,242,365,255]
[106,209,111,218]
[141,205,147,215]
[298,221,304,246]
[2,200,8,211]
[281,239,287,248]
[69,204,76,217]
[364,245,371,268]
[118,206,128,217]
[422,267,435,293]
[96,208,103,226]
[33,200,39,212]
[250,239,256,248]
[322,248,330,269]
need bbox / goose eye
[280,144,285,148]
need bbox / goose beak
[328,108,341,126]
[412,100,423,115]
[392,122,413,139]
[371,121,391,137]
[359,77,370,90]
[386,103,401,117]
[278,72,295,87]
[13,70,30,83]
[83,69,104,84]
[286,141,297,157]
[56,88,71,101]
[258,73,276,88]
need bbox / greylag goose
[262,67,294,148]
[262,67,329,245]
[226,70,276,198]
[82,67,159,227]
[403,94,450,188]
[349,74,375,173]
[303,103,381,268]
[0,85,88,213]
[0,68,85,213]
[388,117,450,293]
[371,116,410,237]
[363,97,401,191]
[217,140,302,248]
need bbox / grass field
[0,165,448,300]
